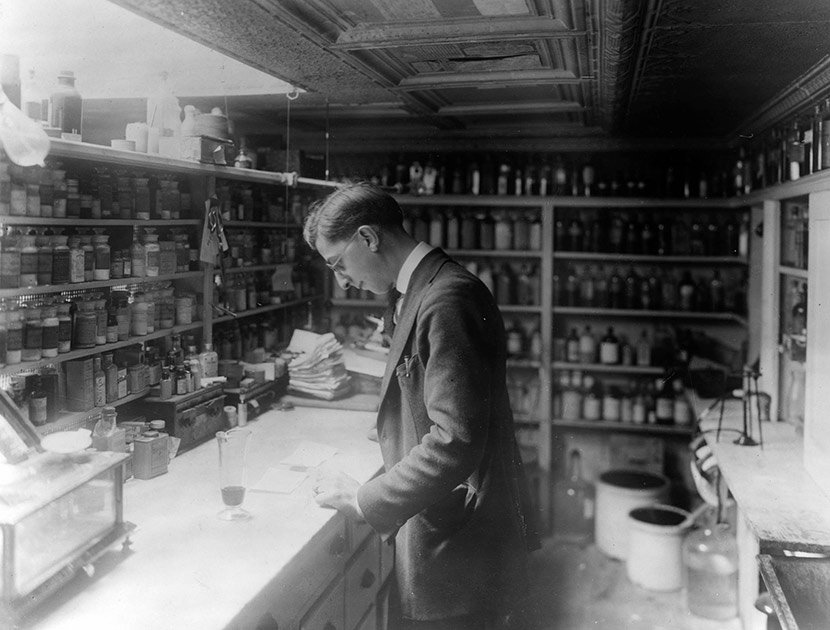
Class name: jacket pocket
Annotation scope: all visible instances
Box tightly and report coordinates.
[421,482,478,534]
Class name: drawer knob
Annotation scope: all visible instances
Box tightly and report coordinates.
[360,568,376,589]
[329,535,346,557]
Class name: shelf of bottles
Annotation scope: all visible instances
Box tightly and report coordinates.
[0,145,215,433]
[777,196,808,429]
[211,177,324,328]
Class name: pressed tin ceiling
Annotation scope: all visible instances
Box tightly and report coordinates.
[111,0,830,152]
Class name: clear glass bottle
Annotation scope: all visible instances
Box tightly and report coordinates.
[131,228,146,277]
[552,449,595,543]
[68,235,85,283]
[28,375,49,426]
[683,509,739,620]
[103,353,118,404]
[19,229,38,287]
[93,356,107,408]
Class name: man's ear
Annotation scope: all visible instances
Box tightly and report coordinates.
[357,225,381,252]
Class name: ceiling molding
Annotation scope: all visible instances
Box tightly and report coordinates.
[437,101,585,115]
[730,54,830,141]
[395,69,584,90]
[331,15,581,50]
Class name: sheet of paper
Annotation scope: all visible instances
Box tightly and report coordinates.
[250,468,308,494]
[280,440,338,468]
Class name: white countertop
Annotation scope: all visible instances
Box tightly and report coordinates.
[699,399,830,553]
[21,406,381,630]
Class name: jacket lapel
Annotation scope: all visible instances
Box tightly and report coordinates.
[378,248,450,406]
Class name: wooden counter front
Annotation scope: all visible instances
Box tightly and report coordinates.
[22,406,383,630]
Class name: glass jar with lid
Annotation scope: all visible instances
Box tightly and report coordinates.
[51,233,70,284]
[79,231,94,281]
[68,235,85,283]
[5,303,22,365]
[159,234,177,276]
[130,292,148,337]
[19,230,38,287]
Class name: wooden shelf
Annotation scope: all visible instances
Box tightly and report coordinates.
[554,251,748,265]
[507,358,542,369]
[212,295,324,324]
[552,361,664,375]
[0,217,200,227]
[553,306,748,326]
[222,264,280,275]
[552,418,694,437]
[446,248,542,258]
[37,388,151,436]
[223,221,303,229]
[0,321,203,377]
[0,271,204,299]
[394,193,741,209]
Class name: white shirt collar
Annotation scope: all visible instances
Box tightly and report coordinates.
[395,241,433,295]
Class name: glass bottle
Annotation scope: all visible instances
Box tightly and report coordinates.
[103,353,118,404]
[49,70,83,136]
[578,325,596,364]
[73,299,97,349]
[93,356,107,408]
[683,509,739,620]
[19,230,38,287]
[41,303,59,358]
[51,233,71,284]
[68,235,85,283]
[599,327,619,365]
[57,301,72,353]
[5,303,22,365]
[21,304,43,362]
[28,375,49,426]
[552,449,595,544]
[0,228,20,288]
[143,228,160,277]
[131,228,146,277]
[92,229,111,280]
[36,229,53,285]
[80,231,94,281]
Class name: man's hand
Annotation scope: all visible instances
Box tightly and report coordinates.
[312,470,364,521]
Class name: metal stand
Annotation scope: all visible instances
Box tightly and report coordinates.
[733,364,763,448]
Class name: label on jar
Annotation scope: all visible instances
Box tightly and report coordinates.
[42,322,59,354]
[599,341,619,364]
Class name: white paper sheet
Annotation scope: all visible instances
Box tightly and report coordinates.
[250,468,308,494]
[280,440,338,469]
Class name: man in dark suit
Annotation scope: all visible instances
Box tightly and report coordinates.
[304,182,540,630]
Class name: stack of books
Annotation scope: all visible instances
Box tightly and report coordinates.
[283,330,351,400]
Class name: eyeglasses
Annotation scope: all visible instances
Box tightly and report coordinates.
[325,230,360,274]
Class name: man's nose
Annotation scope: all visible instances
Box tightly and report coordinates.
[335,273,351,290]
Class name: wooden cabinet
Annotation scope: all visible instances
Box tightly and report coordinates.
[230,513,392,630]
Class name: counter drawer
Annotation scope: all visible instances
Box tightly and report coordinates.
[344,536,381,630]
[301,575,345,630]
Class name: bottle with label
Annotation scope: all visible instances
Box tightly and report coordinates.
[654,376,675,425]
[599,327,619,365]
[552,449,595,544]
[103,352,118,404]
[20,230,38,287]
[566,328,580,363]
[21,304,42,362]
[41,303,59,358]
[143,228,160,276]
[581,374,602,421]
[578,325,596,364]
[93,356,106,408]
[28,375,49,426]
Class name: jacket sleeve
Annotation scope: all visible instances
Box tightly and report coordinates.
[357,273,501,534]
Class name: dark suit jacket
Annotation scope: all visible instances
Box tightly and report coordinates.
[357,248,539,621]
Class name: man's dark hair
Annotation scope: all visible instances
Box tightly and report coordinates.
[303,181,404,250]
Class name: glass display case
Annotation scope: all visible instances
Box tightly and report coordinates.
[0,389,131,624]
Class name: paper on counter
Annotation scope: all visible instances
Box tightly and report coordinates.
[280,440,338,469]
[250,468,308,494]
